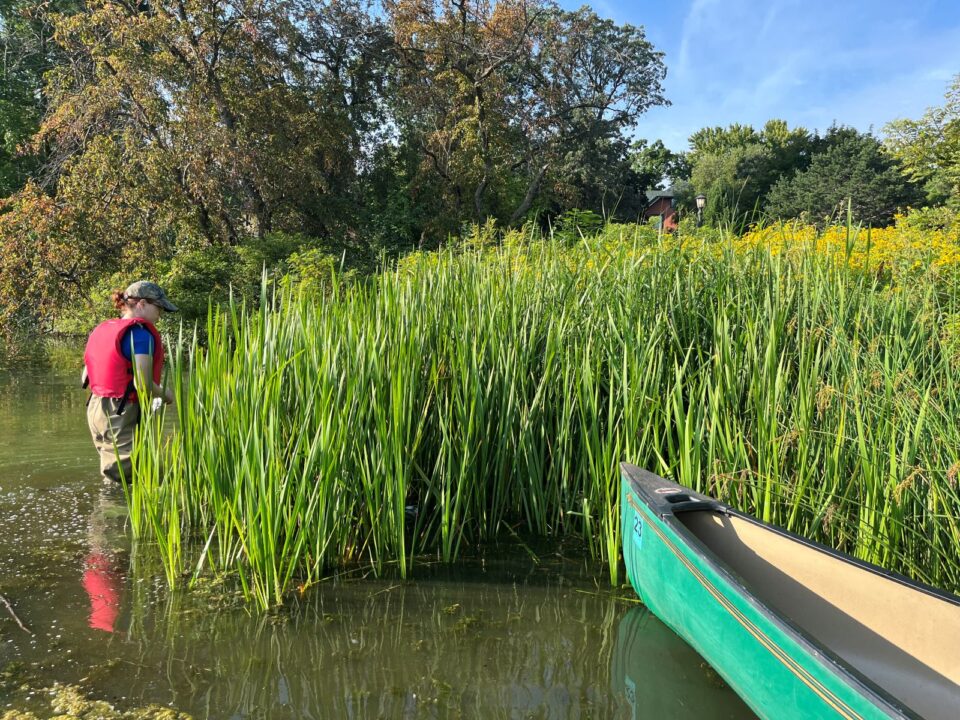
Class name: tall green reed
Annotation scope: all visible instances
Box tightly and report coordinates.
[130,226,960,608]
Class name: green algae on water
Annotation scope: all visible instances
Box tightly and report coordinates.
[1,683,192,720]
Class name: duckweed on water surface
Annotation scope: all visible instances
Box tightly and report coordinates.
[1,683,190,720]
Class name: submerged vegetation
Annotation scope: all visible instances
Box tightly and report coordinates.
[129,220,960,609]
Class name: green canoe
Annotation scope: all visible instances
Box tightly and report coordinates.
[620,463,960,720]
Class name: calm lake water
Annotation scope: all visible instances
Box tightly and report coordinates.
[0,357,754,719]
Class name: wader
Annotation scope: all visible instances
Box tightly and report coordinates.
[86,394,141,483]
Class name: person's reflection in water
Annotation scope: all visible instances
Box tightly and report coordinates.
[82,485,129,633]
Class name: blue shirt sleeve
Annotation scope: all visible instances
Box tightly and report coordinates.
[119,326,155,360]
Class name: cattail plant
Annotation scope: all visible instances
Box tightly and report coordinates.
[130,223,960,608]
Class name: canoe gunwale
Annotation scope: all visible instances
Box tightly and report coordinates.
[621,464,960,609]
[620,463,943,720]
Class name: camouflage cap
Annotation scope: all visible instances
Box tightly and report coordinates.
[124,281,178,312]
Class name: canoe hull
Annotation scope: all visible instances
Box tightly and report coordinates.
[621,467,901,720]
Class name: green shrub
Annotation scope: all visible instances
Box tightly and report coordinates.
[552,209,605,244]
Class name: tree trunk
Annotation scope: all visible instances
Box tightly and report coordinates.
[509,164,548,225]
[473,86,493,222]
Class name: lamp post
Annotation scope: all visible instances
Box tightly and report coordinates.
[695,194,706,227]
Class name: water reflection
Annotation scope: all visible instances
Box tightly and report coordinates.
[119,561,631,719]
[81,487,128,633]
[612,607,754,719]
[2,478,760,719]
[53,555,756,719]
[2,361,757,719]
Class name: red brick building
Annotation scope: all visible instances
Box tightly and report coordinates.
[642,190,677,232]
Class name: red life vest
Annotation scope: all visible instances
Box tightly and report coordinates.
[84,317,165,401]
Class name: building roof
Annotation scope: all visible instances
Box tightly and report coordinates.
[644,188,676,204]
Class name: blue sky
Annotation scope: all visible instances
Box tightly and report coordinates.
[557,0,960,151]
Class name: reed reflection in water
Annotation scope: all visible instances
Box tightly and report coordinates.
[119,556,628,719]
[82,547,752,719]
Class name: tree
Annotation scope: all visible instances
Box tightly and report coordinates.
[0,0,77,196]
[759,119,816,179]
[385,0,668,239]
[683,120,815,228]
[0,181,95,330]
[294,0,397,238]
[629,139,689,192]
[0,0,388,330]
[1,0,670,331]
[52,0,353,242]
[690,144,774,227]
[766,127,923,226]
[687,123,759,167]
[20,0,392,250]
[386,0,531,237]
[528,5,668,220]
[884,74,960,208]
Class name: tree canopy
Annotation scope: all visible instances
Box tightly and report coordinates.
[0,0,669,331]
[765,127,923,227]
[2,0,952,335]
[386,0,667,235]
[678,120,924,229]
[0,0,75,195]
[884,74,960,209]
[684,120,816,228]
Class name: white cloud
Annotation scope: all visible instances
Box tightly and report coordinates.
[677,0,723,79]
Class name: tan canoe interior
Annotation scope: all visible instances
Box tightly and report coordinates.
[677,510,960,720]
